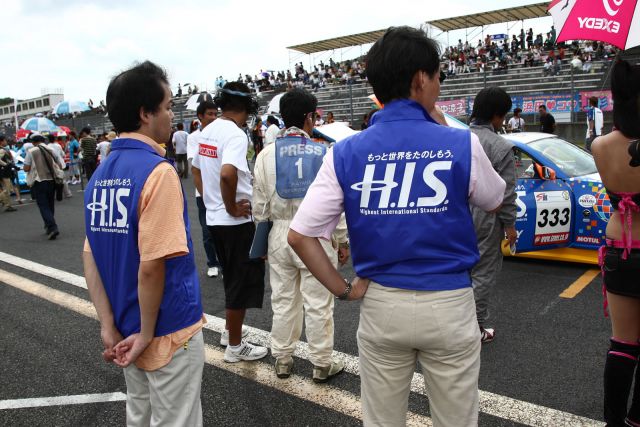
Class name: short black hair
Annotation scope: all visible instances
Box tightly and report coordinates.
[0,134,5,142]
[47,134,55,143]
[266,115,279,126]
[539,105,547,111]
[589,96,599,107]
[612,59,640,138]
[176,123,184,130]
[280,88,318,129]
[214,82,257,114]
[470,87,512,123]
[513,107,522,115]
[366,26,440,104]
[196,100,217,117]
[80,127,91,136]
[106,60,170,133]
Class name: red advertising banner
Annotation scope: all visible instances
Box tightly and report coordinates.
[580,90,613,112]
[436,98,466,117]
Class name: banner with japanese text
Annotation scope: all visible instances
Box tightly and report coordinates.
[579,90,613,112]
[436,98,467,117]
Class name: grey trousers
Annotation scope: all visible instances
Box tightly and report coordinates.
[471,209,504,327]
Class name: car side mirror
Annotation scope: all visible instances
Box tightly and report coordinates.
[541,166,556,180]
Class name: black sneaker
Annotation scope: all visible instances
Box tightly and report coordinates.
[47,230,60,240]
[4,206,17,212]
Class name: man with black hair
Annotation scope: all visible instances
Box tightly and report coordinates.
[23,133,65,239]
[264,115,280,146]
[83,60,204,426]
[507,108,525,133]
[539,105,556,134]
[0,135,18,212]
[586,96,604,152]
[287,26,505,425]
[79,127,98,180]
[187,100,221,278]
[173,123,189,178]
[469,87,518,343]
[253,88,349,381]
[192,82,268,363]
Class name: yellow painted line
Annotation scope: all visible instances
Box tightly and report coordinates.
[559,269,601,299]
[0,269,431,426]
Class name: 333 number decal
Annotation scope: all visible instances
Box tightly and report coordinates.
[537,208,570,228]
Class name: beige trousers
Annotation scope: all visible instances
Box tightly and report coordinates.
[123,330,204,427]
[358,283,481,427]
[269,221,338,367]
[0,178,13,207]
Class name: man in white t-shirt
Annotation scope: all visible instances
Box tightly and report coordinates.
[264,115,280,146]
[172,123,189,178]
[507,108,525,133]
[187,101,222,278]
[585,96,604,152]
[192,82,268,363]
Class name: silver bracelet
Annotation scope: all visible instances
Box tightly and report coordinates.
[337,279,353,300]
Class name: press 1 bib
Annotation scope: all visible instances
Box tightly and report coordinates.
[275,135,326,199]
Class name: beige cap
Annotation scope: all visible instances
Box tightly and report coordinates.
[106,131,117,141]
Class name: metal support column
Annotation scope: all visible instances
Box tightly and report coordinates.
[349,83,354,126]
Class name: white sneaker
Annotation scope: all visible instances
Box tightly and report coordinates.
[220,326,250,347]
[224,340,268,363]
[207,266,219,277]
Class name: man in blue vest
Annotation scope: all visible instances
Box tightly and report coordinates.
[83,61,205,426]
[288,27,506,426]
[253,88,349,381]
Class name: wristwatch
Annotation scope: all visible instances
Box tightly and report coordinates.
[337,279,353,300]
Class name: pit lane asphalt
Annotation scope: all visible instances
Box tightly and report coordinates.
[0,179,609,426]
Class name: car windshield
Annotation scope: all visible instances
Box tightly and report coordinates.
[528,137,598,177]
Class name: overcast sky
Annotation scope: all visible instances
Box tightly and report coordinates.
[2,0,553,103]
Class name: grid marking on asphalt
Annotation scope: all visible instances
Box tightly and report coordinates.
[0,251,606,426]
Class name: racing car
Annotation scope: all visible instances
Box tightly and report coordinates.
[441,111,608,264]
[504,132,608,265]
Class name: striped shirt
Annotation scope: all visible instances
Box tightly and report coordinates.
[80,136,97,160]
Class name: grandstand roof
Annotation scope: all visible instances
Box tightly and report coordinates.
[427,2,551,32]
[287,2,551,54]
[287,29,387,55]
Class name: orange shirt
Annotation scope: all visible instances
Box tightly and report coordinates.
[84,132,203,371]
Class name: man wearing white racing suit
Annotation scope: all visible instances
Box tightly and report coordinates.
[253,88,349,382]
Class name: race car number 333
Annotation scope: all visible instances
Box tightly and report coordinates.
[533,191,571,246]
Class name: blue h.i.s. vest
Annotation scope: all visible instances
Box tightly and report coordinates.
[84,138,202,337]
[332,99,479,291]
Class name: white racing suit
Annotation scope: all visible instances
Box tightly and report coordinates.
[469,123,517,327]
[253,127,347,366]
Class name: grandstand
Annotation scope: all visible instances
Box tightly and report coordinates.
[5,2,640,141]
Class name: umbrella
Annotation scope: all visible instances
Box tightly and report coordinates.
[15,129,31,140]
[185,92,214,111]
[52,100,90,115]
[548,0,640,50]
[20,115,60,134]
[267,93,284,114]
[53,125,71,136]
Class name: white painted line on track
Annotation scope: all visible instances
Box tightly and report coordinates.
[0,268,428,425]
[0,252,605,427]
[0,393,126,410]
